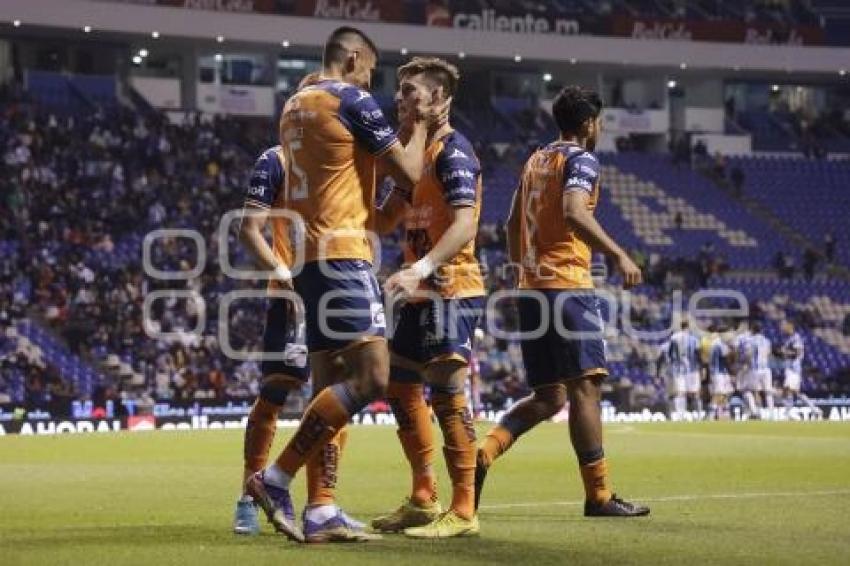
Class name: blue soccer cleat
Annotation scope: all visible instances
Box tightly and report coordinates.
[303,505,381,543]
[232,499,261,535]
[245,471,304,542]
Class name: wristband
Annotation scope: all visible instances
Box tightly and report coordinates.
[411,257,435,278]
[273,264,292,282]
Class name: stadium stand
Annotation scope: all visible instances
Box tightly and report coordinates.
[2,62,849,415]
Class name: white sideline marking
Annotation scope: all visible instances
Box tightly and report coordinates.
[480,489,850,510]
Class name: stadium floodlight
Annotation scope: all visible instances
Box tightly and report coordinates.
[151,31,160,39]
[679,62,687,70]
[570,58,577,64]
[840,69,847,76]
[83,25,92,33]
[214,53,223,62]
[139,49,149,58]
[400,47,408,55]
[771,84,780,92]
[216,35,224,43]
[543,73,553,82]
[667,79,677,89]
[458,51,466,59]
[281,40,290,48]
[132,56,142,65]
[513,54,522,63]
[13,20,21,27]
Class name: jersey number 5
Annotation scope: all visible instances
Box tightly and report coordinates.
[286,140,309,201]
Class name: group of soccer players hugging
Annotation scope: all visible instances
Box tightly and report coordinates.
[658,319,820,421]
[231,25,650,543]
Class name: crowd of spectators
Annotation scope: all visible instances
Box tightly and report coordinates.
[0,82,273,413]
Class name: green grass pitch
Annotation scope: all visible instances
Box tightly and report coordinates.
[2,421,850,565]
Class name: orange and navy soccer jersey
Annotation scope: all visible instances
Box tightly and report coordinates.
[278,79,398,263]
[243,146,309,380]
[244,145,301,291]
[514,141,608,383]
[402,130,485,299]
[517,141,602,290]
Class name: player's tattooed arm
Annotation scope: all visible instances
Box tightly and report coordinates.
[562,191,642,288]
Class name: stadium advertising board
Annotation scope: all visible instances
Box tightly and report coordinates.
[294,0,408,23]
[94,1,826,45]
[94,0,279,12]
[4,401,850,435]
[611,15,824,46]
[424,2,585,36]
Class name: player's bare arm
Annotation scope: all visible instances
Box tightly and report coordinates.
[385,205,477,300]
[562,190,642,288]
[238,203,292,283]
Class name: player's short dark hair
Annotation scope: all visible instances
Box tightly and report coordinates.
[397,57,460,98]
[323,26,378,66]
[552,86,603,136]
[750,319,763,333]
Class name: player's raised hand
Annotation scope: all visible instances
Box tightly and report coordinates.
[417,94,451,129]
[384,267,423,303]
[615,252,642,289]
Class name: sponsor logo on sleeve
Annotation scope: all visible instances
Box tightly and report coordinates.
[442,169,475,182]
[247,185,267,197]
[566,177,592,189]
[375,126,395,140]
[361,109,384,121]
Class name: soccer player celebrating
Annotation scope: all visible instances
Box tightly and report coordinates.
[370,57,484,538]
[233,72,360,538]
[233,145,360,536]
[233,73,347,535]
[244,27,441,543]
[474,86,649,517]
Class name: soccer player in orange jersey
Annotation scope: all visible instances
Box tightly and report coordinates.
[370,58,484,538]
[475,86,650,518]
[233,72,358,537]
[233,149,358,536]
[244,27,443,543]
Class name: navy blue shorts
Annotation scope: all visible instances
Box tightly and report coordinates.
[517,290,608,387]
[390,297,484,379]
[293,259,386,353]
[260,296,309,381]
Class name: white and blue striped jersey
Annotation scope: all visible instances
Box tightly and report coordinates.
[747,332,772,372]
[667,330,700,376]
[782,333,804,374]
[709,337,731,377]
[735,331,771,372]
